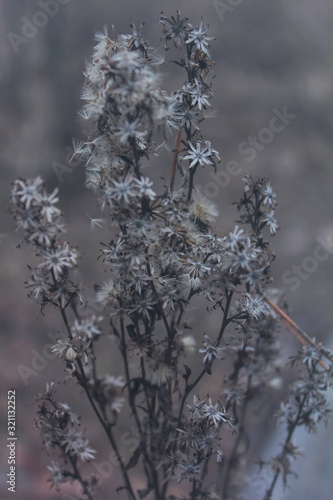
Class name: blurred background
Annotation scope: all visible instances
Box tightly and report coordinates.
[1,0,333,499]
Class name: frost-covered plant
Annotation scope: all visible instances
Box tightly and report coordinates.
[10,13,333,500]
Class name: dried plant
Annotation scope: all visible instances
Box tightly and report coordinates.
[9,13,333,500]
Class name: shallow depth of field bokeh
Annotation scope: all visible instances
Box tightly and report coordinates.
[1,1,333,499]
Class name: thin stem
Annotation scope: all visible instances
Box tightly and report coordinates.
[119,318,143,434]
[187,167,195,202]
[59,305,137,500]
[265,298,329,369]
[119,319,161,499]
[199,454,211,487]
[90,342,97,382]
[170,128,183,192]
[140,356,152,416]
[60,306,73,340]
[130,137,141,180]
[177,291,233,428]
[263,393,307,500]
[177,367,206,429]
[215,291,233,346]
[146,261,172,340]
[190,478,197,499]
[78,349,136,499]
[222,375,252,498]
[139,356,162,500]
[68,455,94,500]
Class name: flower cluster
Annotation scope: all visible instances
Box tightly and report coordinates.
[10,13,333,500]
[35,383,97,496]
[175,394,233,483]
[236,176,279,236]
[259,344,333,498]
[51,333,91,364]
[10,177,79,309]
[77,26,170,191]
